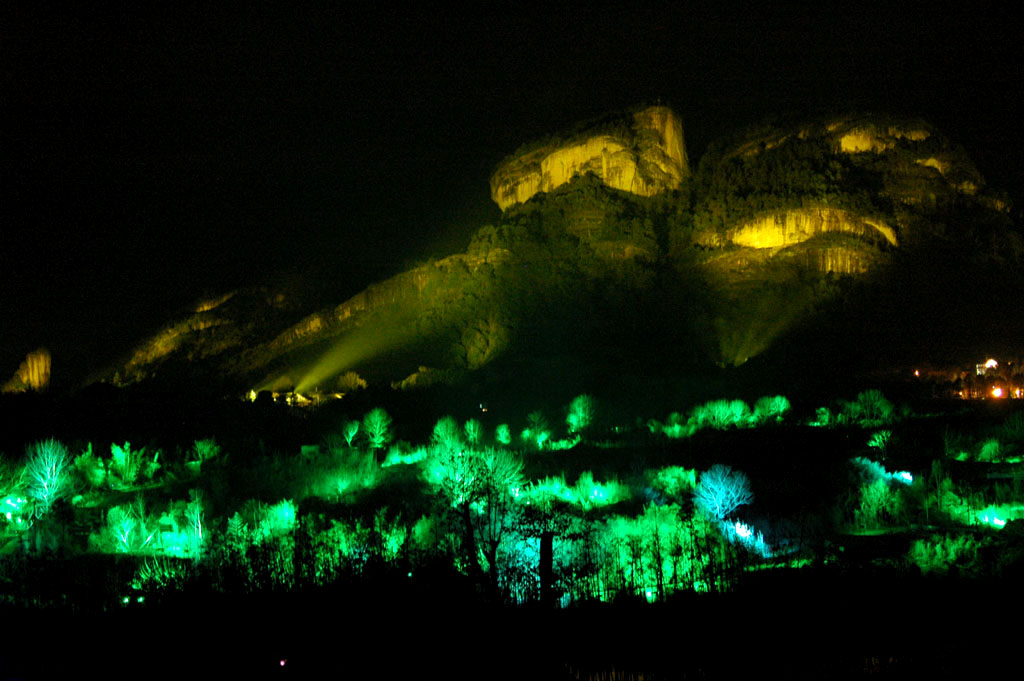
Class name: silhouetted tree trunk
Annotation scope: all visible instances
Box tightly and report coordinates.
[539,530,554,608]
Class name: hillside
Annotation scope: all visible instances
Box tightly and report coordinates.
[91,107,1021,396]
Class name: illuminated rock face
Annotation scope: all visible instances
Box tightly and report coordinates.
[490,106,688,210]
[257,248,511,359]
[838,125,930,153]
[729,208,898,251]
[103,109,1014,387]
[3,348,51,393]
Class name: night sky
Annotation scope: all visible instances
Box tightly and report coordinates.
[4,4,1022,387]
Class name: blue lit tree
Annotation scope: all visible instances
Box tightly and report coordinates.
[693,464,753,520]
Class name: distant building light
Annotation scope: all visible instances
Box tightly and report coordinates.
[992,387,1004,398]
[914,369,920,377]
[977,359,999,376]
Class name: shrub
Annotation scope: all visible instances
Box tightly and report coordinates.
[660,412,693,439]
[73,443,106,488]
[109,442,160,489]
[648,466,698,500]
[94,497,158,555]
[908,533,983,575]
[977,438,1002,462]
[867,430,893,452]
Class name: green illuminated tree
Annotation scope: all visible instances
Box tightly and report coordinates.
[432,415,462,452]
[343,420,360,447]
[855,478,904,530]
[495,423,512,446]
[523,411,551,449]
[424,446,524,594]
[24,439,73,518]
[362,408,393,451]
[566,394,596,435]
[464,418,483,445]
[693,464,753,520]
[752,395,791,424]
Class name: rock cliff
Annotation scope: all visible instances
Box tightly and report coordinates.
[490,105,688,210]
[2,348,51,393]
[99,107,1017,389]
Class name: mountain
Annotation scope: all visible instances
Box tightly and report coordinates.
[92,105,1020,396]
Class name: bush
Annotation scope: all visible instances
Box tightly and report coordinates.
[73,443,106,488]
[647,466,697,500]
[908,533,983,575]
[109,442,160,489]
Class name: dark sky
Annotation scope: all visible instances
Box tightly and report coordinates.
[3,4,1022,386]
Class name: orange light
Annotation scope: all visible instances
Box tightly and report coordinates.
[986,358,999,369]
[992,387,1004,398]
[914,369,920,377]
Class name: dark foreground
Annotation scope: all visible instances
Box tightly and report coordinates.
[1,569,1017,681]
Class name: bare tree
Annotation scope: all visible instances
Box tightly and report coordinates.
[693,464,753,520]
[25,439,73,518]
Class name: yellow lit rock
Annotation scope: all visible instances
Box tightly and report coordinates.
[729,208,898,250]
[838,124,930,153]
[2,348,51,393]
[916,157,950,175]
[195,292,235,313]
[490,106,688,210]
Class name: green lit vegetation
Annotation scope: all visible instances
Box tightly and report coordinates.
[650,394,791,438]
[1,389,1023,615]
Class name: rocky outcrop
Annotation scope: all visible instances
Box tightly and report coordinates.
[99,107,1018,388]
[837,123,930,153]
[3,348,51,393]
[251,248,511,364]
[727,208,898,250]
[490,105,688,210]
